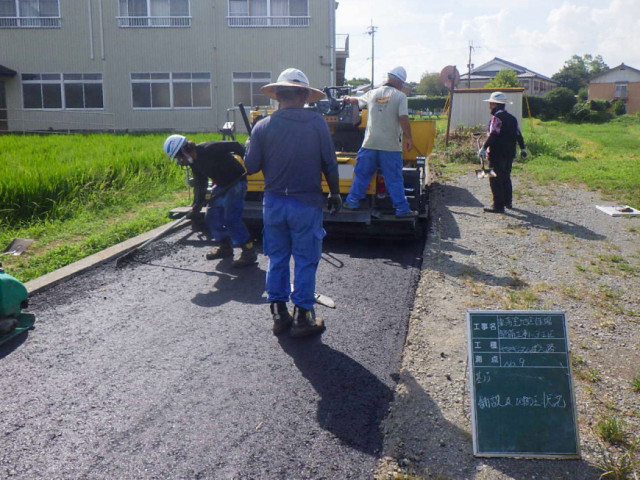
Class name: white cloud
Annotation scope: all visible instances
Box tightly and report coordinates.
[336,0,640,83]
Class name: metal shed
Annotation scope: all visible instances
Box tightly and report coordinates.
[449,88,524,131]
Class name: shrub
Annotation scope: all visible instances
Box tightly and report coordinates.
[612,99,626,116]
[526,136,557,157]
[408,96,447,113]
[544,87,577,118]
[590,99,611,112]
[577,86,588,101]
[568,101,614,123]
[523,96,551,119]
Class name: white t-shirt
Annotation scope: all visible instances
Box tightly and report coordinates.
[357,85,408,152]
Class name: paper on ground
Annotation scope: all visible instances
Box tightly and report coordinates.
[596,205,640,217]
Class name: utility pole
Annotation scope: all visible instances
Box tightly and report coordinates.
[467,41,479,88]
[367,21,377,89]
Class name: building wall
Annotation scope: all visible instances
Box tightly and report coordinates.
[0,0,336,132]
[589,82,640,114]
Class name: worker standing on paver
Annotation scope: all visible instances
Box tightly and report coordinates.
[341,66,417,217]
[478,92,528,213]
[244,68,342,338]
[162,135,257,267]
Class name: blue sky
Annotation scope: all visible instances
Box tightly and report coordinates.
[335,0,640,84]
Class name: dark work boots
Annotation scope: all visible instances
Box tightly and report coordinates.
[290,306,325,338]
[206,239,233,260]
[232,242,258,268]
[271,302,293,335]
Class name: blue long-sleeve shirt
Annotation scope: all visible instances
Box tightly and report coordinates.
[244,107,338,208]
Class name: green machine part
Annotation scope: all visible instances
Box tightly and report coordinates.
[0,269,29,318]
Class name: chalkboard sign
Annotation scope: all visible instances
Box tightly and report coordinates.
[467,310,580,458]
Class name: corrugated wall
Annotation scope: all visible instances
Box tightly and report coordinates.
[450,88,524,132]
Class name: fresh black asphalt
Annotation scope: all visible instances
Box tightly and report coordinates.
[0,224,424,479]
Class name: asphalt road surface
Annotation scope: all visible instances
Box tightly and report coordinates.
[1,225,424,480]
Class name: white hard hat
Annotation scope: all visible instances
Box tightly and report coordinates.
[388,66,407,84]
[261,68,326,103]
[163,134,187,160]
[483,91,512,104]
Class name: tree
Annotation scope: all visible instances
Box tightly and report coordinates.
[344,77,370,88]
[416,72,448,96]
[484,69,521,88]
[543,87,577,118]
[551,54,609,93]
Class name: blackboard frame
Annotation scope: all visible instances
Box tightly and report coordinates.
[467,310,581,459]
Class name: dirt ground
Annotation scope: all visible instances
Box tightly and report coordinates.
[375,166,640,480]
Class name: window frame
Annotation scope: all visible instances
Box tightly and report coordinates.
[614,82,628,99]
[130,72,212,110]
[117,0,192,28]
[232,71,272,107]
[227,0,309,27]
[0,0,61,28]
[21,73,104,110]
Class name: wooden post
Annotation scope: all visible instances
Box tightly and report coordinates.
[445,82,455,147]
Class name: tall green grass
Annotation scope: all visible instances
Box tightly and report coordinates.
[0,132,227,281]
[0,133,191,226]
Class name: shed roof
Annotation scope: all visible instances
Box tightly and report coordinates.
[0,64,17,77]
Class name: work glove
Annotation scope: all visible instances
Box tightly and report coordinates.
[327,194,342,215]
[520,149,528,160]
[478,147,487,159]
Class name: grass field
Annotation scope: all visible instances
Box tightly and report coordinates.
[522,115,640,207]
[436,113,640,208]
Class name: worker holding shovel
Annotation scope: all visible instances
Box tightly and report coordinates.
[162,135,257,267]
[478,91,528,213]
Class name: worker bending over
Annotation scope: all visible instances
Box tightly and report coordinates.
[342,66,417,217]
[245,68,341,338]
[162,135,257,267]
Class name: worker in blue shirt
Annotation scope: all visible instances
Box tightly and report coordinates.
[244,68,341,338]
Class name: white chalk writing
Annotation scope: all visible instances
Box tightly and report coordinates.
[477,392,567,410]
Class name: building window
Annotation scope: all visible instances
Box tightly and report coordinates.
[228,0,309,27]
[118,0,191,27]
[0,0,60,28]
[22,73,104,109]
[615,83,628,99]
[232,72,271,106]
[131,72,211,109]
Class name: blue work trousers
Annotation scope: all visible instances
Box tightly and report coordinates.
[205,179,250,246]
[345,148,411,215]
[262,194,325,310]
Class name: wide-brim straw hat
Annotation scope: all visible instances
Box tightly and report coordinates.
[483,91,513,104]
[261,68,326,103]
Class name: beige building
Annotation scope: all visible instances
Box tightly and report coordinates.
[588,63,640,114]
[0,0,348,133]
[459,57,558,96]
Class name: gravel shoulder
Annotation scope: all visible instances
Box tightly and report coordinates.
[376,168,640,479]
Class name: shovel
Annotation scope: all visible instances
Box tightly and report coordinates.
[473,133,496,179]
[1,238,34,257]
[476,156,497,179]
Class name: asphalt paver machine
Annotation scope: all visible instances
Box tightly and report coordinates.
[240,86,436,238]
